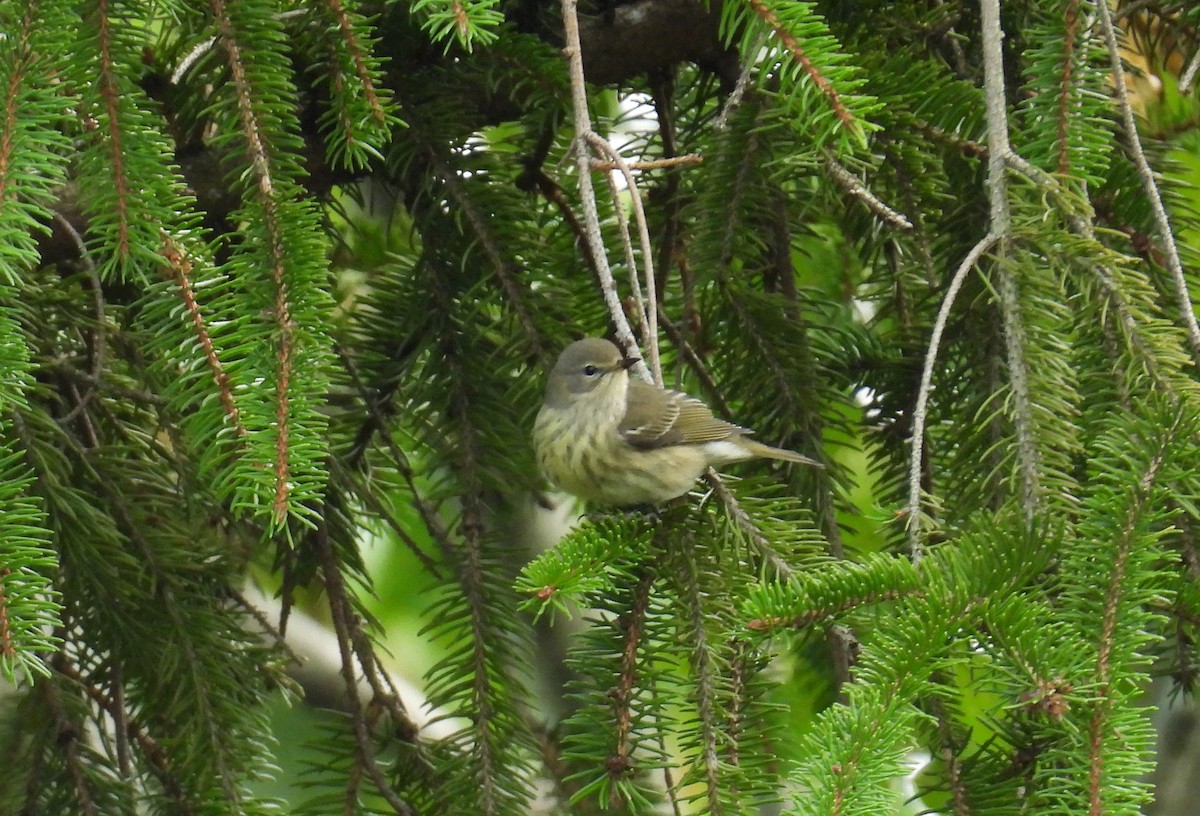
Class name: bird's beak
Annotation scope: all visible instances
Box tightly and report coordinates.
[620,356,640,371]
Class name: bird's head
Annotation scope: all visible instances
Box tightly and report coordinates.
[543,338,639,411]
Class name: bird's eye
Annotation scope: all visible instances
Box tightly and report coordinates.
[582,364,600,377]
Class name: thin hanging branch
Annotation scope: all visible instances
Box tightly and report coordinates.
[907,233,1000,561]
[1055,0,1082,174]
[586,132,662,382]
[316,524,415,816]
[603,170,651,355]
[560,0,649,381]
[210,0,297,522]
[1180,44,1200,96]
[160,237,247,438]
[1096,0,1200,364]
[980,0,1039,518]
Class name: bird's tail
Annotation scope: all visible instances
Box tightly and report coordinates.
[739,439,824,468]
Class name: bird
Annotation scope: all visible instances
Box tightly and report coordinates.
[532,337,821,506]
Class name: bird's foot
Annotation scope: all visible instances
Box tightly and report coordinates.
[586,497,689,527]
[585,504,663,526]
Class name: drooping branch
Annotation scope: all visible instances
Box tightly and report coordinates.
[1096,0,1200,365]
[560,0,650,380]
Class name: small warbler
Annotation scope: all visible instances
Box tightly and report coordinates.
[533,338,821,506]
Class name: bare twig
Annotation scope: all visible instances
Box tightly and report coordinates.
[716,32,767,131]
[906,233,1000,561]
[1096,0,1200,363]
[51,212,103,424]
[560,0,648,382]
[1181,46,1200,96]
[603,170,651,353]
[590,154,702,171]
[981,0,1040,518]
[586,133,661,383]
[824,153,913,231]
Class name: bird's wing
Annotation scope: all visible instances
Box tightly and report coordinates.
[619,380,743,449]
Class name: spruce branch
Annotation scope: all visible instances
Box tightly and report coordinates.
[210,0,299,522]
[316,0,391,156]
[424,278,535,814]
[1085,427,1171,815]
[704,473,794,578]
[331,459,443,578]
[55,658,190,807]
[160,237,246,438]
[746,586,918,632]
[608,568,654,801]
[312,0,391,166]
[744,0,856,132]
[317,524,416,816]
[92,0,132,264]
[82,461,243,803]
[422,145,546,360]
[50,212,103,424]
[715,31,767,132]
[929,691,970,816]
[1056,0,1082,174]
[658,312,732,416]
[1096,0,1200,364]
[335,345,457,562]
[40,666,100,816]
[677,544,723,814]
